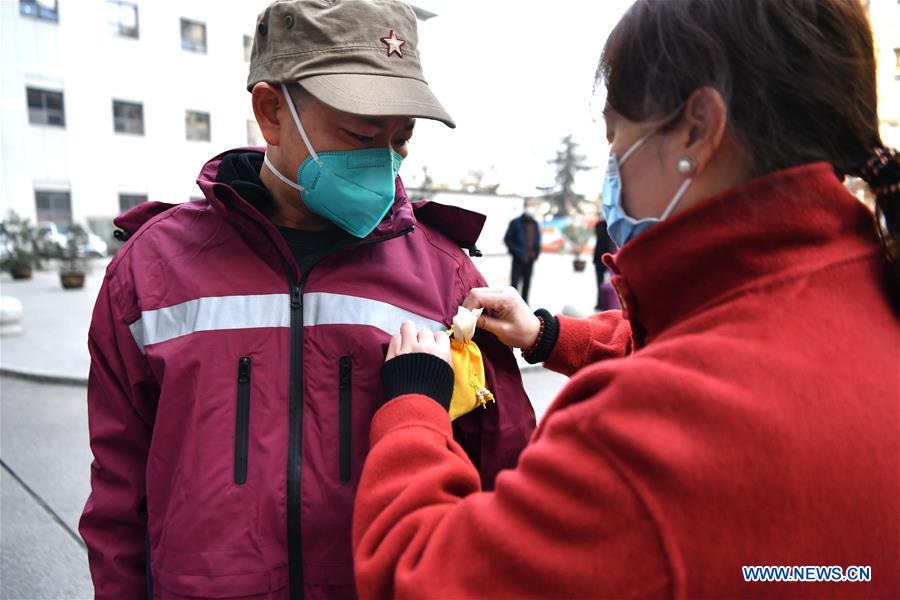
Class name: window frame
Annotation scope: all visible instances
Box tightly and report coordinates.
[35,189,72,225]
[243,34,253,62]
[180,18,208,54]
[112,99,145,135]
[106,0,139,38]
[26,87,66,127]
[19,0,59,23]
[118,193,147,213]
[185,110,211,142]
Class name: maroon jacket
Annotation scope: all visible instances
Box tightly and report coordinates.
[353,163,900,598]
[79,148,535,599]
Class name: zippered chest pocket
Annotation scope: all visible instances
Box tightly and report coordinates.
[339,356,352,483]
[234,356,252,485]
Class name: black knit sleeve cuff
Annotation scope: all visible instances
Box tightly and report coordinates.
[381,353,455,411]
[523,308,560,364]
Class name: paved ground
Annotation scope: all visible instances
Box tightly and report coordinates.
[1,376,94,600]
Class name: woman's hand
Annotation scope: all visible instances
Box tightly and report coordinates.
[462,286,541,350]
[386,321,452,367]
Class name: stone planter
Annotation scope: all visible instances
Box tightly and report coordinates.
[60,272,86,289]
[10,264,33,280]
[572,258,587,272]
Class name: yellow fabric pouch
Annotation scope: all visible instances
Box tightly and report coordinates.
[447,307,495,421]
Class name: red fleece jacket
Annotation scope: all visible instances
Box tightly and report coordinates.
[352,164,900,599]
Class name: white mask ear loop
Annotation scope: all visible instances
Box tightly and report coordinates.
[618,134,649,166]
[660,177,693,219]
[263,154,304,192]
[280,83,321,165]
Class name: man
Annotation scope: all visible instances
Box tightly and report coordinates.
[593,216,617,310]
[503,201,542,303]
[78,2,535,598]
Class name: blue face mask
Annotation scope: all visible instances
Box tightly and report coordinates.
[601,133,693,247]
[263,83,403,238]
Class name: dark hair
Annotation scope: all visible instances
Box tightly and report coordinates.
[598,0,900,293]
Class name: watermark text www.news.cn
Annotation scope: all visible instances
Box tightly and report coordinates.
[742,565,872,583]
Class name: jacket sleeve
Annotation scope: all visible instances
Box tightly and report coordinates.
[79,271,157,600]
[352,394,670,599]
[543,312,633,377]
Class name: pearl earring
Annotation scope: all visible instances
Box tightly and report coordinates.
[677,157,696,175]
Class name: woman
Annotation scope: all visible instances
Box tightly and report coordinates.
[354,0,900,597]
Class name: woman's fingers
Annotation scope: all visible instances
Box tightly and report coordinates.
[477,312,505,337]
[462,287,507,311]
[386,332,401,360]
[399,321,418,354]
[434,330,452,366]
[385,322,454,367]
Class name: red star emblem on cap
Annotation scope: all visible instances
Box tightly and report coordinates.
[380,30,405,58]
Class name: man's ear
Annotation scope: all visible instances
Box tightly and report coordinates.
[683,86,728,174]
[251,83,282,146]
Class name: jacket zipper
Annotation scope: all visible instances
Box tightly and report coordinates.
[234,356,252,485]
[288,280,306,600]
[243,216,413,600]
[338,356,352,482]
[286,226,413,599]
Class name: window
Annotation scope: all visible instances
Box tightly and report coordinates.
[186,110,211,141]
[181,18,207,53]
[35,190,72,225]
[107,1,139,38]
[119,193,147,213]
[112,100,144,135]
[27,87,65,127]
[247,119,265,146]
[20,0,58,22]
[243,35,253,62]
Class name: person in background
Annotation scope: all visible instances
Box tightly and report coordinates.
[78,1,535,598]
[351,0,900,597]
[593,215,617,310]
[503,201,542,303]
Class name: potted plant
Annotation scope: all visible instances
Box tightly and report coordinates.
[562,223,590,272]
[59,224,90,289]
[0,212,38,280]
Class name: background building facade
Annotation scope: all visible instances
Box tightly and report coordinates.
[1,0,270,236]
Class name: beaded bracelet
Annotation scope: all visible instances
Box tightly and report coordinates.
[522,312,546,359]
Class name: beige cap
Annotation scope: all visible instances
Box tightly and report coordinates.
[247,0,455,128]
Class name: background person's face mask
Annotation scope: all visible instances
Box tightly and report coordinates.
[263,84,403,238]
[602,131,693,247]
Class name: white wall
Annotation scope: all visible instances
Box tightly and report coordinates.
[0,0,270,225]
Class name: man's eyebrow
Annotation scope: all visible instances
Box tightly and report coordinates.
[359,117,416,132]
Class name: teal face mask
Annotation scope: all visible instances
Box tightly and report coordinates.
[263,83,403,238]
